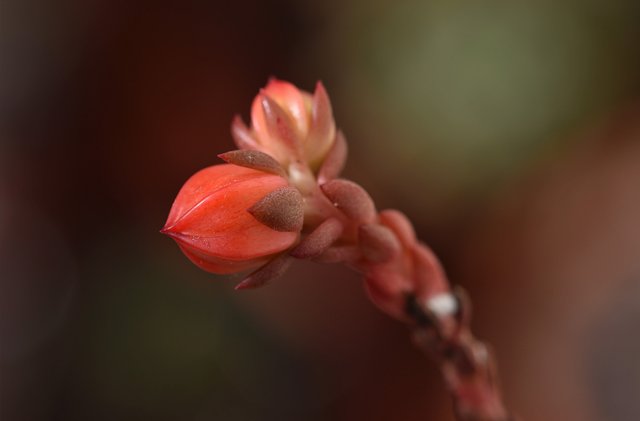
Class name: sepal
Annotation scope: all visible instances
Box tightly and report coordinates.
[290,217,344,258]
[218,150,286,177]
[321,179,376,223]
[235,254,293,290]
[248,186,304,232]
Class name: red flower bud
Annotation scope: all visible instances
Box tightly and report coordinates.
[162,164,302,274]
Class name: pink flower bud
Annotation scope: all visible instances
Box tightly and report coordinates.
[247,79,337,170]
[162,164,302,274]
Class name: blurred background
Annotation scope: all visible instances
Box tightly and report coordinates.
[1,0,640,420]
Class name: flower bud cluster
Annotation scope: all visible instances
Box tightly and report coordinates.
[163,79,449,321]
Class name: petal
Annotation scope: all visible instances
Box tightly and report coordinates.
[251,93,302,162]
[263,78,310,135]
[177,244,267,274]
[164,164,267,229]
[317,130,348,183]
[305,81,336,168]
[231,115,261,151]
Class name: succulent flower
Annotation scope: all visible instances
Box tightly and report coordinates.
[232,79,338,171]
[162,163,303,275]
[162,79,512,420]
[162,79,447,309]
[162,79,348,287]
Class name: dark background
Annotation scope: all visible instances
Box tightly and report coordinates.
[2,1,640,420]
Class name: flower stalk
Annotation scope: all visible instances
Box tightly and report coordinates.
[162,79,517,420]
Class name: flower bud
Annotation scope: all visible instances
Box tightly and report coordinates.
[248,79,337,171]
[162,164,302,274]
